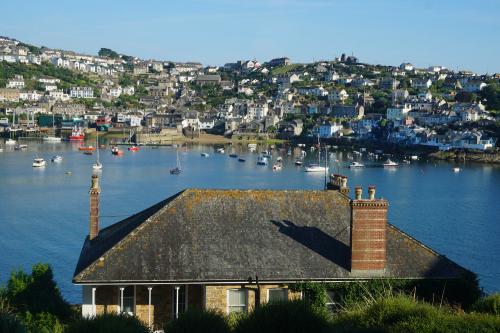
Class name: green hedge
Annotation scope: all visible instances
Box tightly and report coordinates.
[472,294,500,316]
[164,309,230,333]
[65,313,149,333]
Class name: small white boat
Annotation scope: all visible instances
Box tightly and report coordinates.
[257,156,268,166]
[92,162,103,171]
[276,156,283,163]
[453,167,460,173]
[217,148,225,154]
[33,158,46,168]
[5,139,16,145]
[411,155,419,160]
[248,143,257,149]
[51,155,63,162]
[304,164,328,172]
[201,153,210,158]
[348,161,365,168]
[0,147,3,152]
[295,159,303,166]
[272,163,282,171]
[14,144,27,150]
[383,159,399,167]
[43,136,62,142]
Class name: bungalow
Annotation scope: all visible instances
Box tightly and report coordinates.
[74,175,470,331]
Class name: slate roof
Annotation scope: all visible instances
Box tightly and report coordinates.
[73,189,468,284]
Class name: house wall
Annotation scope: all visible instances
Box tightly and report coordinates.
[205,284,302,314]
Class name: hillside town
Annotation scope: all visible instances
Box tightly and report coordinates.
[0,36,499,152]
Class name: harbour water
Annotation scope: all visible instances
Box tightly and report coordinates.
[0,142,499,303]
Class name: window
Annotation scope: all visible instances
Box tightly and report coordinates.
[268,288,288,303]
[228,289,247,313]
[122,286,135,315]
[326,290,339,312]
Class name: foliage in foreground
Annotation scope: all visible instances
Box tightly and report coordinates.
[472,293,500,315]
[233,300,331,333]
[165,308,230,333]
[0,311,27,333]
[333,295,500,333]
[65,313,149,333]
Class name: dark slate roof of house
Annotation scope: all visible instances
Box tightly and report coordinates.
[73,189,468,284]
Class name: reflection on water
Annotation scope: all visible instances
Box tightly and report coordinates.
[0,141,499,303]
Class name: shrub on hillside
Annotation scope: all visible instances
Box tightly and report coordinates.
[471,294,500,315]
[65,313,149,333]
[0,311,27,333]
[233,300,331,333]
[3,264,73,320]
[333,295,500,333]
[165,309,230,333]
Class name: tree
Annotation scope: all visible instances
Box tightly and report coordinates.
[480,83,500,111]
[98,48,119,59]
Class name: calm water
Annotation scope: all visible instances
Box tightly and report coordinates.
[0,141,499,303]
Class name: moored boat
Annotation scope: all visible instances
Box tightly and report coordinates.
[348,161,365,168]
[238,158,246,162]
[14,144,27,150]
[128,146,140,152]
[170,149,182,175]
[383,159,399,167]
[69,127,85,141]
[257,156,268,166]
[51,155,63,162]
[5,138,16,145]
[32,158,46,168]
[229,153,238,158]
[295,159,303,166]
[272,163,282,171]
[453,167,460,173]
[217,148,225,154]
[79,146,95,151]
[304,164,328,172]
[201,153,209,157]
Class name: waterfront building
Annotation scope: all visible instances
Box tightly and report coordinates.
[74,174,470,330]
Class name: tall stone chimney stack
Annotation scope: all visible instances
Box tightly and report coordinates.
[89,174,101,240]
[350,185,388,274]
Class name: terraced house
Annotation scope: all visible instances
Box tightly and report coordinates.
[73,175,469,330]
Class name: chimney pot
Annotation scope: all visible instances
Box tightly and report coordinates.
[341,176,348,188]
[354,186,362,200]
[368,185,376,200]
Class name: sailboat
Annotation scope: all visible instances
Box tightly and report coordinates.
[170,149,182,174]
[304,135,328,173]
[92,132,102,171]
[43,113,61,142]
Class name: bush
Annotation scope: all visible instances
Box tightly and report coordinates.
[65,313,149,333]
[233,300,331,333]
[472,294,500,315]
[23,311,64,333]
[3,264,73,320]
[165,308,230,333]
[0,312,27,333]
[333,295,500,333]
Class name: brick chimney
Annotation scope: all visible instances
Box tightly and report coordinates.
[89,174,101,240]
[350,185,388,274]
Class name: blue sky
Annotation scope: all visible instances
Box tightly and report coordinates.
[2,0,499,73]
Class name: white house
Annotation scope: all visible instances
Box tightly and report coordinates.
[463,81,487,93]
[328,89,349,103]
[319,122,342,138]
[386,103,412,120]
[123,86,135,96]
[6,78,25,89]
[411,79,432,90]
[70,87,94,99]
[109,86,123,98]
[247,102,269,120]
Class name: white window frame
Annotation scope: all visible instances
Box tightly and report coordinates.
[267,288,288,303]
[227,288,248,314]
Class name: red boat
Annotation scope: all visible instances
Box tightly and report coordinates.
[128,146,140,151]
[69,127,85,141]
[79,146,96,151]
